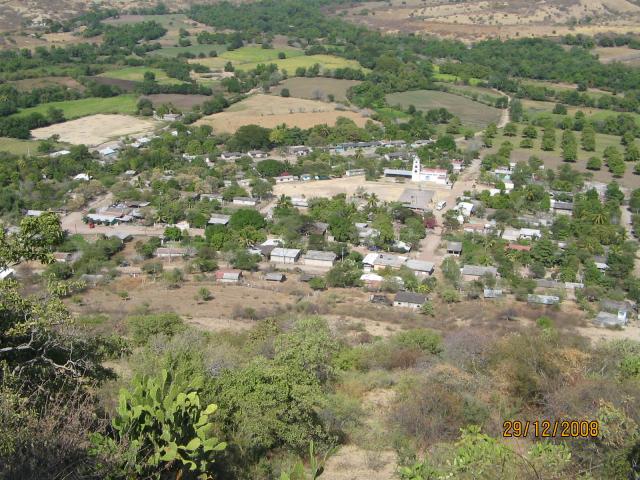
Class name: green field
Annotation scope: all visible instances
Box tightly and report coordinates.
[385,90,503,130]
[432,65,483,86]
[98,67,184,85]
[273,77,361,101]
[152,44,228,58]
[13,95,139,120]
[435,82,502,107]
[194,48,368,74]
[522,99,640,126]
[0,137,44,155]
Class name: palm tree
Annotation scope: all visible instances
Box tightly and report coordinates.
[276,194,293,210]
[366,193,379,212]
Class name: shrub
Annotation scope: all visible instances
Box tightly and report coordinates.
[309,277,327,290]
[126,313,185,345]
[392,329,442,355]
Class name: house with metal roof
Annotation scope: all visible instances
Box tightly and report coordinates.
[208,214,231,226]
[302,250,337,268]
[393,291,428,309]
[405,259,435,276]
[398,188,435,212]
[447,241,462,256]
[265,272,286,282]
[270,247,301,264]
[527,294,560,305]
[483,288,503,299]
[373,254,407,271]
[461,265,498,282]
[215,269,243,283]
[593,311,628,328]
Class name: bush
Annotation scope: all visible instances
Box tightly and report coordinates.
[309,277,327,290]
[126,313,185,345]
[280,88,290,97]
[392,329,442,355]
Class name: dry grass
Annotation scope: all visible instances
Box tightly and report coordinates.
[31,114,159,147]
[195,94,371,133]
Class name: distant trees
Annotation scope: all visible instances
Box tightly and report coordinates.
[561,130,577,162]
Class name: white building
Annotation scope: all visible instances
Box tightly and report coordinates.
[270,247,301,264]
[302,250,337,268]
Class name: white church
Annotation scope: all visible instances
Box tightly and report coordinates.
[384,156,450,185]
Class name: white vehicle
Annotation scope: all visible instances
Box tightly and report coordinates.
[436,201,447,211]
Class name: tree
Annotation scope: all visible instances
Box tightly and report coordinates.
[541,128,556,151]
[522,124,537,139]
[561,130,577,162]
[581,123,596,151]
[164,226,183,241]
[503,123,517,137]
[231,250,260,270]
[256,159,287,177]
[325,260,361,287]
[229,209,266,230]
[91,370,226,478]
[625,142,640,162]
[586,156,602,170]
[281,88,290,97]
[0,214,110,394]
[226,124,271,152]
[441,256,460,285]
[484,123,498,139]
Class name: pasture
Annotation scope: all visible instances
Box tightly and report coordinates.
[594,46,640,66]
[273,77,361,102]
[13,95,138,120]
[195,94,371,133]
[98,67,184,85]
[10,76,84,92]
[31,114,159,147]
[239,54,367,73]
[152,44,227,58]
[385,90,502,130]
[142,94,211,110]
[0,137,43,155]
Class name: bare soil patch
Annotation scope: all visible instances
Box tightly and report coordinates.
[195,94,371,133]
[31,114,159,146]
[273,77,361,102]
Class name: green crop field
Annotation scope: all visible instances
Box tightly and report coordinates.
[239,54,368,73]
[152,44,228,58]
[98,67,184,85]
[432,65,483,86]
[385,90,502,130]
[0,137,44,155]
[273,77,361,101]
[222,46,304,64]
[13,95,139,120]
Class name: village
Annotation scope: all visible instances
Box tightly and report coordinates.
[4,120,636,336]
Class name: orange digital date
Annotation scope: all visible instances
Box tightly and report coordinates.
[503,420,599,438]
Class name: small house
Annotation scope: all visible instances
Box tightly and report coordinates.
[290,146,312,157]
[73,173,91,181]
[265,272,286,282]
[220,152,243,161]
[303,250,337,269]
[527,294,560,305]
[49,150,70,158]
[248,150,268,159]
[373,254,407,271]
[405,259,435,276]
[393,291,427,309]
[233,197,258,207]
[275,174,298,183]
[484,288,503,299]
[370,294,392,306]
[461,265,498,282]
[208,214,231,226]
[447,241,462,256]
[507,244,532,252]
[270,247,301,264]
[53,252,73,263]
[155,247,195,259]
[361,272,384,289]
[551,200,574,215]
[215,269,243,284]
[593,311,628,328]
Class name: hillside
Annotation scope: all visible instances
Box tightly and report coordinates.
[332,0,640,41]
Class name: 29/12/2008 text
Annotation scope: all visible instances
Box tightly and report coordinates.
[503,420,599,438]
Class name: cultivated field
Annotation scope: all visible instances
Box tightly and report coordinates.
[332,0,640,41]
[195,94,372,133]
[9,76,85,91]
[385,90,503,130]
[194,50,367,74]
[98,67,184,85]
[31,114,159,146]
[273,77,361,102]
[13,95,139,119]
[523,99,640,125]
[142,94,211,110]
